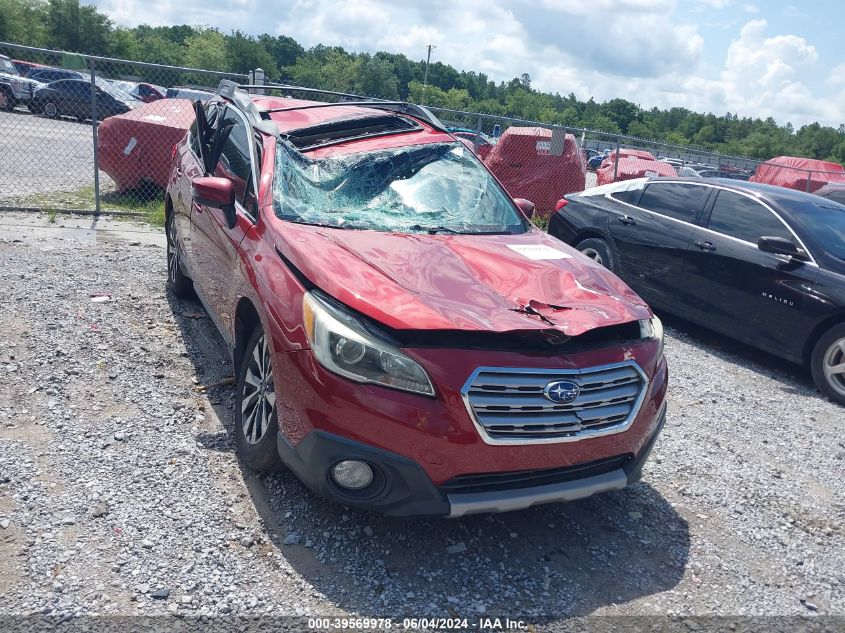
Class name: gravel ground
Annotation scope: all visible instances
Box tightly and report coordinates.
[0,212,843,624]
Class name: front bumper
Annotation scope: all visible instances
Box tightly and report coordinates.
[277,401,666,517]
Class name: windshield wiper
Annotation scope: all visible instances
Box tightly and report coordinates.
[409,224,463,234]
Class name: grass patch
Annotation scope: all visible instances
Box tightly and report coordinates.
[13,183,166,228]
[531,213,550,231]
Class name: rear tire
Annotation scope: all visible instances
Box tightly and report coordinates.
[165,213,194,298]
[810,324,845,406]
[235,326,284,472]
[42,100,59,118]
[575,237,616,273]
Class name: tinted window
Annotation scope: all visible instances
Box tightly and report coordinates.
[611,188,642,204]
[776,198,845,261]
[216,108,256,214]
[638,182,709,222]
[707,191,792,244]
[818,188,845,205]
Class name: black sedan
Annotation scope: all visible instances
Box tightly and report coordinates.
[30,79,138,121]
[549,177,845,405]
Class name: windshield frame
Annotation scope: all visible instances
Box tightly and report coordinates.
[272,140,531,235]
[0,57,20,77]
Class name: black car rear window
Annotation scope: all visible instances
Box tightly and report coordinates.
[638,182,709,222]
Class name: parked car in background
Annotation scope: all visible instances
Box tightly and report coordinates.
[584,148,601,163]
[587,152,607,171]
[165,86,214,100]
[98,98,195,190]
[484,126,587,216]
[677,166,702,177]
[549,177,845,404]
[0,53,44,111]
[163,82,668,516]
[114,80,165,103]
[750,156,845,192]
[30,78,139,121]
[25,67,86,83]
[12,59,48,75]
[447,127,495,159]
[595,149,676,185]
[815,184,845,205]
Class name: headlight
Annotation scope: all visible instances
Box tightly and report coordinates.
[639,316,664,357]
[302,291,435,397]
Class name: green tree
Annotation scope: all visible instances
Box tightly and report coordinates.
[183,28,228,82]
[226,31,278,78]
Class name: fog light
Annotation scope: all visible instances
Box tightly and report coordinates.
[331,460,374,490]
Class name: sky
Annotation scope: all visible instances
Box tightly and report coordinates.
[91,0,845,128]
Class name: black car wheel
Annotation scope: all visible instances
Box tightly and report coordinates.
[811,324,845,406]
[0,86,16,112]
[165,213,194,298]
[235,326,284,472]
[42,100,59,118]
[575,237,616,272]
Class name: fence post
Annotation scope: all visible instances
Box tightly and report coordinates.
[612,137,620,182]
[806,170,811,193]
[254,68,265,95]
[474,114,483,154]
[89,59,101,215]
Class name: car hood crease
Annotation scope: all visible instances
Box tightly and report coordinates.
[275,223,652,336]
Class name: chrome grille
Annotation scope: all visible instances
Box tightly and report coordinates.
[461,362,647,444]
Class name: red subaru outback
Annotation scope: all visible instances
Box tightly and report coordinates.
[165,82,668,517]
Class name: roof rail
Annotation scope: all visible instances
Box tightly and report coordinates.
[232,82,449,133]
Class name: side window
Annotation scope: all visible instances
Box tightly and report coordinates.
[216,107,256,216]
[610,188,643,205]
[638,182,709,223]
[706,191,792,244]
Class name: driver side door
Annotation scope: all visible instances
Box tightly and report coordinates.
[189,104,259,340]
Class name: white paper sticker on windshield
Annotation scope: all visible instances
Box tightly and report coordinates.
[507,244,571,260]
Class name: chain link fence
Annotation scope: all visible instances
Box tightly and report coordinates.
[2,40,844,224]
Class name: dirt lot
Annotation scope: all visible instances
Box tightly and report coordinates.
[0,212,842,624]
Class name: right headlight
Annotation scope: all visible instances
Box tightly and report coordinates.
[302,291,435,397]
[639,316,664,358]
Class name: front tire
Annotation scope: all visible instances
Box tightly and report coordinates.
[165,213,194,298]
[0,87,16,112]
[235,327,284,472]
[575,237,617,273]
[810,324,845,406]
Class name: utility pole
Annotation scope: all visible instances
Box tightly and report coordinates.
[422,44,436,105]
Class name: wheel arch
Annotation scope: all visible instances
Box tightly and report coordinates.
[233,297,262,374]
[572,228,611,246]
[803,312,845,365]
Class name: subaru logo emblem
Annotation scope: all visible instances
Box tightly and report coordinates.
[544,380,581,404]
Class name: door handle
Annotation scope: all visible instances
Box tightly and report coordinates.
[617,215,636,226]
[694,240,716,252]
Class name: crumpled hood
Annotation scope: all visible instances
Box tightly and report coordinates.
[276,224,652,336]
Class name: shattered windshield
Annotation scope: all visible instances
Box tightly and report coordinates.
[273,141,528,234]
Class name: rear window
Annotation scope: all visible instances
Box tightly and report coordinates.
[818,188,845,205]
[610,188,642,205]
[638,182,709,222]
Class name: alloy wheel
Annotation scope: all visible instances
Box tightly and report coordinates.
[44,102,57,118]
[166,218,178,285]
[822,336,845,398]
[581,247,604,266]
[241,334,275,445]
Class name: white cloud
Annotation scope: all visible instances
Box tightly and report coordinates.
[743,3,759,12]
[91,0,841,127]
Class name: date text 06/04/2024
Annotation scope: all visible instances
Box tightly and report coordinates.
[307,617,529,630]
